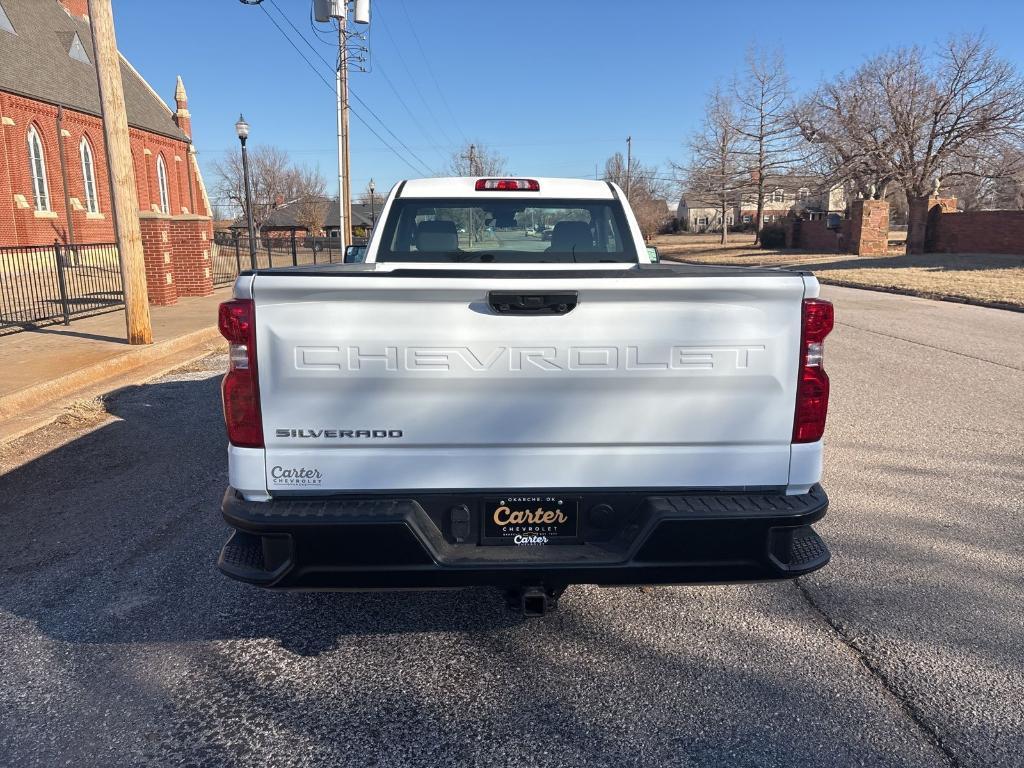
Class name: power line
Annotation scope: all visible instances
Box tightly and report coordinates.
[372,58,450,168]
[259,4,334,90]
[373,1,457,151]
[268,0,337,69]
[397,0,469,145]
[256,3,431,177]
[265,0,436,176]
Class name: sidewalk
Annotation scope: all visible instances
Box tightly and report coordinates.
[0,288,230,438]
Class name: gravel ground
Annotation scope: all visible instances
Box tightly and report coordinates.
[0,285,1021,767]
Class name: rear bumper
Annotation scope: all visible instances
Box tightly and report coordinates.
[218,485,830,589]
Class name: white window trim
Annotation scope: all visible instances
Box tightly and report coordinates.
[156,154,170,215]
[0,1,14,34]
[27,125,50,212]
[80,137,98,214]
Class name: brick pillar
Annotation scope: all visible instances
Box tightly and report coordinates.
[138,215,177,305]
[847,199,890,256]
[783,216,800,248]
[907,195,957,254]
[169,215,214,297]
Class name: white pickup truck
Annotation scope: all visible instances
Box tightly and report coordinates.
[216,177,833,614]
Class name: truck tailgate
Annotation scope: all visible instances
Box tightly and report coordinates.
[252,272,806,492]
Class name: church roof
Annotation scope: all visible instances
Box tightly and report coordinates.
[0,0,188,142]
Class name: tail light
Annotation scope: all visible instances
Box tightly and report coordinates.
[793,298,834,443]
[475,178,540,191]
[218,299,263,448]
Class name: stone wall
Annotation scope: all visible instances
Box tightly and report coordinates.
[927,210,1024,255]
[786,218,845,253]
[785,199,887,256]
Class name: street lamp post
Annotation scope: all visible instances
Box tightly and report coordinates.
[235,114,257,269]
[368,178,376,229]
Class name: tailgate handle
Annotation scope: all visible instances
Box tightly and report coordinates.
[488,291,578,315]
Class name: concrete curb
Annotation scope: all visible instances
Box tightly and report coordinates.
[0,325,222,422]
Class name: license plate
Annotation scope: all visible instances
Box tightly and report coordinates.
[482,495,580,546]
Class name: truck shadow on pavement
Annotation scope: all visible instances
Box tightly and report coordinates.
[0,370,544,654]
[0,357,769,653]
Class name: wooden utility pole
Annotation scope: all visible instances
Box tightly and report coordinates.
[340,15,353,248]
[88,0,152,344]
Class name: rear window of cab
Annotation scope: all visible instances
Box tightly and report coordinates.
[376,198,638,264]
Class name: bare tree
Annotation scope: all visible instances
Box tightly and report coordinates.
[795,35,1024,249]
[991,144,1024,209]
[602,152,672,239]
[603,151,656,201]
[733,46,801,243]
[294,168,329,236]
[211,145,327,230]
[448,142,507,176]
[942,139,1024,209]
[679,87,753,244]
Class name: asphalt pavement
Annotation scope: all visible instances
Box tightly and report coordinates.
[0,285,1021,767]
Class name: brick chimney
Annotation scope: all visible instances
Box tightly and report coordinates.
[58,0,90,20]
[173,75,191,138]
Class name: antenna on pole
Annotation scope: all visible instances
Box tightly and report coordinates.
[313,0,346,21]
[353,0,371,24]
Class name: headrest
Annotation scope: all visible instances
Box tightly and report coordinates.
[550,220,594,251]
[415,220,458,252]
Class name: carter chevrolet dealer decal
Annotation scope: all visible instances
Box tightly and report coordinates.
[270,466,323,486]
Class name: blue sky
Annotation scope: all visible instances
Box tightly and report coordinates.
[111,0,1024,213]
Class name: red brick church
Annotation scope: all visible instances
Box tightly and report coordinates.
[0,0,215,304]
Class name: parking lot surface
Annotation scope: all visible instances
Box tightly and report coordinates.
[0,285,1021,767]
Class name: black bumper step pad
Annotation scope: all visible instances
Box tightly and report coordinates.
[790,527,831,569]
[218,485,830,588]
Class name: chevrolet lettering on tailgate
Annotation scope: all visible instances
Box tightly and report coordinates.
[294,344,768,373]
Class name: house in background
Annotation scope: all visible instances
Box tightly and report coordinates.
[229,199,377,241]
[676,193,734,232]
[0,0,212,249]
[677,175,846,232]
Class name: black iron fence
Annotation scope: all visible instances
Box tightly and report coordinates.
[1,241,123,335]
[212,232,347,286]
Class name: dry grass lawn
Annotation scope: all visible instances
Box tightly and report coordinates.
[652,233,1024,309]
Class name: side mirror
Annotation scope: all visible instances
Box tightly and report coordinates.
[646,245,661,263]
[344,245,366,264]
